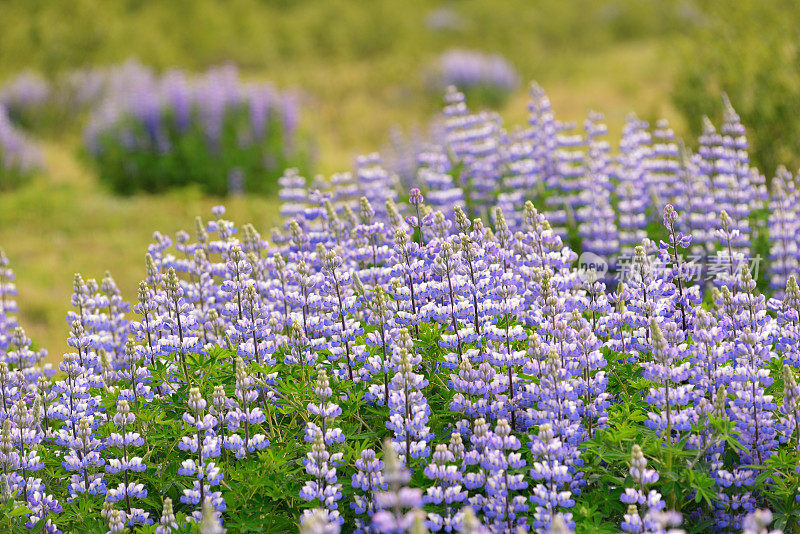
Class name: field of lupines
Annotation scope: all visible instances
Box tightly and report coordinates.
[2,82,800,534]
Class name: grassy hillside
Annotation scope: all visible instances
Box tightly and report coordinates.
[0,1,691,358]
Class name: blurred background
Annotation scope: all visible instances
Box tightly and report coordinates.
[0,0,798,358]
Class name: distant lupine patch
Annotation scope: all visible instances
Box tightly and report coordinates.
[0,106,44,189]
[84,62,306,195]
[431,50,519,104]
[0,71,51,129]
[424,7,465,32]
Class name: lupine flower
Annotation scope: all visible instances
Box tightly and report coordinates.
[105,398,149,526]
[179,387,225,523]
[372,440,426,533]
[741,509,781,534]
[434,51,518,94]
[300,507,342,534]
[529,423,575,531]
[224,357,269,458]
[642,318,694,443]
[423,439,467,532]
[301,369,344,526]
[481,419,528,532]
[386,339,432,465]
[351,448,386,533]
[156,497,178,534]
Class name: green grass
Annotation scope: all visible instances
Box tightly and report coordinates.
[0,138,281,360]
[0,1,693,360]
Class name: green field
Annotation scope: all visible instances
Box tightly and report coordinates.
[0,1,696,358]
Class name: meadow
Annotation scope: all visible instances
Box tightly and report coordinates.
[3,2,800,533]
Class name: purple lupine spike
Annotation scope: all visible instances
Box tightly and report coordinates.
[94,271,131,365]
[711,210,748,293]
[649,119,681,211]
[300,369,344,527]
[616,115,650,254]
[355,154,397,218]
[619,444,681,534]
[279,168,311,222]
[728,330,777,466]
[386,334,432,465]
[363,286,397,405]
[224,357,270,459]
[570,310,609,438]
[6,326,40,384]
[449,352,491,426]
[481,419,528,532]
[623,244,672,353]
[454,206,488,338]
[767,167,800,292]
[773,276,800,369]
[354,197,391,289]
[4,393,55,528]
[425,240,473,368]
[318,244,367,383]
[131,281,161,368]
[659,204,700,332]
[778,364,800,450]
[351,448,386,533]
[422,438,467,532]
[371,439,425,534]
[390,228,423,338]
[156,497,178,534]
[418,164,464,215]
[63,416,107,500]
[529,422,575,532]
[162,267,201,381]
[117,339,153,407]
[642,319,695,443]
[178,387,225,523]
[104,398,150,527]
[233,284,273,366]
[483,220,528,427]
[526,84,558,187]
[721,96,754,239]
[0,248,19,356]
[687,309,727,399]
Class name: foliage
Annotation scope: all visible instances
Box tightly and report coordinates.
[673,0,800,178]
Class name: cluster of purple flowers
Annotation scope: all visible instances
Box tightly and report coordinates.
[0,105,44,182]
[81,60,301,195]
[84,61,298,157]
[0,71,51,123]
[1,82,800,534]
[433,50,519,95]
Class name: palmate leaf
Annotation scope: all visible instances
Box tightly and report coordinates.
[687,469,717,508]
[573,502,622,534]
